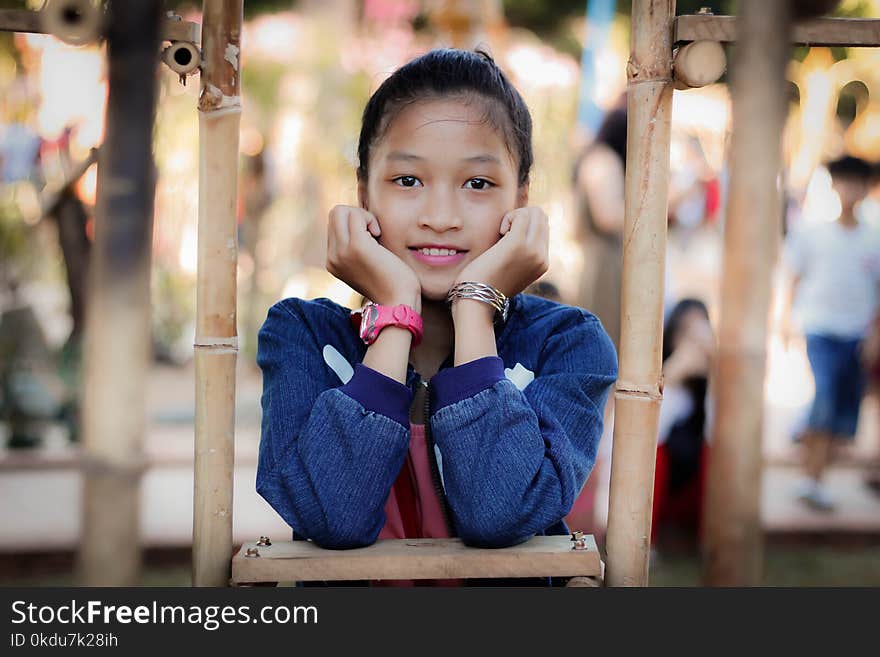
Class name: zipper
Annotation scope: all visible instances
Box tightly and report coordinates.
[420,378,454,536]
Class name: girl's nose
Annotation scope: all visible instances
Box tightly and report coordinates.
[418,190,464,232]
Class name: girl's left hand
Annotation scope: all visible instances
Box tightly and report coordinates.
[455,206,550,297]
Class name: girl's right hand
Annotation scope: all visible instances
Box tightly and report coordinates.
[663,341,710,384]
[326,205,421,310]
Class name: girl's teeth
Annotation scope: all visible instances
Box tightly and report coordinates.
[420,248,457,256]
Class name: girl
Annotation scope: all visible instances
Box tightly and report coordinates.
[255,49,618,560]
[652,298,714,550]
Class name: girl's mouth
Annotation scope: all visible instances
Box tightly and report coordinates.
[409,246,468,266]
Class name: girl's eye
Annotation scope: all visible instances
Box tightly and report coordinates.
[393,175,422,188]
[464,178,493,190]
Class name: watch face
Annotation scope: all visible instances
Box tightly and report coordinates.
[360,303,380,343]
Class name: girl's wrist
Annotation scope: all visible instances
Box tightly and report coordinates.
[451,297,496,324]
[378,286,421,314]
[451,299,498,365]
[362,326,414,384]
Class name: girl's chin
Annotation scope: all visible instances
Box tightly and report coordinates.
[418,281,456,303]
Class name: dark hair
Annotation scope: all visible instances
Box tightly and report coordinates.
[525,279,562,302]
[356,48,533,186]
[827,155,872,181]
[594,105,627,170]
[662,298,710,362]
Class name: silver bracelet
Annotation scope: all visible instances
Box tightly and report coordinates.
[446,281,510,323]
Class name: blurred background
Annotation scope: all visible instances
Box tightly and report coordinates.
[0,0,879,586]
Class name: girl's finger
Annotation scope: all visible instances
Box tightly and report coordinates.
[500,211,515,235]
[535,213,551,255]
[507,209,529,238]
[524,209,544,244]
[347,213,378,259]
[366,212,382,238]
[329,206,351,249]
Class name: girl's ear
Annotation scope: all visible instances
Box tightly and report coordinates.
[516,183,529,208]
[358,180,369,211]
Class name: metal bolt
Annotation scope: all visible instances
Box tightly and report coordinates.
[245,547,260,558]
[697,6,713,14]
[256,536,272,546]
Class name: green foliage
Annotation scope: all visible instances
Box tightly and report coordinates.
[0,190,36,288]
[503,0,587,34]
[163,0,299,19]
[151,266,195,365]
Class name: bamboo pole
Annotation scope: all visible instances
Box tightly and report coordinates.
[192,0,242,587]
[77,0,162,586]
[604,0,675,587]
[702,0,792,587]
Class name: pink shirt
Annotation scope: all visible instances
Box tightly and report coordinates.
[379,423,451,540]
[375,423,460,587]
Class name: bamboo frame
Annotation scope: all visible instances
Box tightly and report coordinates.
[192,0,243,588]
[604,0,675,587]
[702,0,792,587]
[673,40,726,90]
[674,15,880,47]
[77,0,162,586]
[232,536,601,584]
[0,8,199,41]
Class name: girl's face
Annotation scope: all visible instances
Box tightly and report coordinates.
[672,307,713,352]
[360,98,528,301]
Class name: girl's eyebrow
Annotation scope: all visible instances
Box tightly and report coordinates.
[386,151,424,162]
[463,154,501,164]
[385,151,501,164]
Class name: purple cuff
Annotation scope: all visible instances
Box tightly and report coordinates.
[431,356,505,412]
[340,364,413,428]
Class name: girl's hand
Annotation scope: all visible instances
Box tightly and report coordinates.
[455,206,550,297]
[663,341,711,384]
[326,205,421,310]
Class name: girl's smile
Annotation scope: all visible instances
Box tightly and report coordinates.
[408,244,469,267]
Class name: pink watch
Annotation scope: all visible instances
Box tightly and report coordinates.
[353,302,423,346]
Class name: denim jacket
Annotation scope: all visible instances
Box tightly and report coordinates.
[255,292,618,550]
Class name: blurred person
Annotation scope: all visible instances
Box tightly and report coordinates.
[856,161,880,230]
[572,95,626,351]
[667,133,717,239]
[860,310,880,498]
[782,155,880,511]
[255,49,618,586]
[857,164,880,497]
[652,298,714,552]
[525,278,562,302]
[573,97,681,347]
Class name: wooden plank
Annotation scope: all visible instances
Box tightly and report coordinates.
[0,9,37,33]
[0,9,200,43]
[231,536,601,583]
[162,16,200,43]
[675,15,880,47]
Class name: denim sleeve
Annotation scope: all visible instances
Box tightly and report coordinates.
[255,301,411,549]
[429,315,618,548]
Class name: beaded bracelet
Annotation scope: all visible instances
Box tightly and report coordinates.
[446,281,510,323]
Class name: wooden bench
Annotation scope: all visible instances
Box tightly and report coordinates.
[231,535,603,587]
